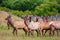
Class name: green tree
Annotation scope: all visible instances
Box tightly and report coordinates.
[0,0,43,11]
[34,2,58,16]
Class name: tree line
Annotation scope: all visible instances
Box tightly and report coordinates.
[0,0,60,16]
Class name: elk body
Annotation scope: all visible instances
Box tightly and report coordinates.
[5,15,29,36]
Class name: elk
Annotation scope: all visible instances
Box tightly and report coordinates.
[5,15,29,36]
[22,15,40,36]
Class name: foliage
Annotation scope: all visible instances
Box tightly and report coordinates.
[0,7,32,17]
[34,0,58,16]
[0,7,10,12]
[34,3,58,16]
[0,0,60,16]
[0,0,43,11]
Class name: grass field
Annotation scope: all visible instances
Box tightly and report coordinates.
[0,11,60,40]
[0,29,60,40]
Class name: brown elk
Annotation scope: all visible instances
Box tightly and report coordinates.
[22,15,40,36]
[5,15,29,36]
[47,16,60,36]
[23,15,54,36]
[38,16,55,36]
[49,21,60,36]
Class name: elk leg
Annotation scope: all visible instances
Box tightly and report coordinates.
[7,23,10,29]
[15,29,18,36]
[23,27,29,36]
[43,30,47,36]
[42,30,44,36]
[31,30,34,36]
[36,30,39,36]
[56,30,59,36]
[50,24,55,36]
[23,28,27,36]
[13,28,15,36]
[40,29,43,36]
[49,29,55,36]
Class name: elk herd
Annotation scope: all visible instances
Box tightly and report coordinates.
[5,14,60,36]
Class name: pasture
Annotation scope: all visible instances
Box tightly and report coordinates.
[0,26,60,40]
[0,11,60,40]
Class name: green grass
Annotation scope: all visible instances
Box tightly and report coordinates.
[0,25,7,30]
[0,30,60,40]
[0,26,60,40]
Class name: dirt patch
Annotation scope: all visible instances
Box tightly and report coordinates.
[0,11,23,26]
